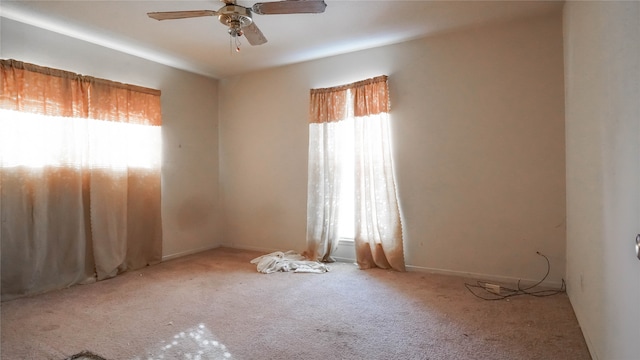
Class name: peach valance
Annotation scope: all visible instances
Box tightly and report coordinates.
[309,75,389,124]
[0,59,161,126]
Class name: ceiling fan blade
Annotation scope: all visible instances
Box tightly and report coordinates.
[243,22,268,46]
[147,10,218,21]
[252,0,327,15]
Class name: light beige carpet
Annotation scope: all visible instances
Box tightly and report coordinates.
[1,247,591,360]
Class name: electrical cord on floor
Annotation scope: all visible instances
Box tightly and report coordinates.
[464,251,566,301]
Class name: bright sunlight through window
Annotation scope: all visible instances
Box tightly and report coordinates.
[0,109,161,169]
[338,117,355,240]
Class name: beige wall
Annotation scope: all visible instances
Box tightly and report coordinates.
[564,2,640,359]
[219,11,567,285]
[1,18,222,260]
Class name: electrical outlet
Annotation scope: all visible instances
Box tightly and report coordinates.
[485,283,501,295]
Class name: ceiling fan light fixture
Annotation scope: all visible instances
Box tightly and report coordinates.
[218,4,253,30]
[227,20,244,37]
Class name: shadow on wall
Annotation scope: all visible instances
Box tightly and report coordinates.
[176,196,215,230]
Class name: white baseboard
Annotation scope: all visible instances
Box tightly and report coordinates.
[333,256,357,264]
[222,242,356,264]
[217,242,562,289]
[405,264,564,289]
[220,243,285,255]
[162,244,221,261]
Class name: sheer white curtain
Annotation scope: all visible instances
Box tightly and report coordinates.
[306,76,405,271]
[354,111,405,271]
[305,86,348,262]
[0,60,162,300]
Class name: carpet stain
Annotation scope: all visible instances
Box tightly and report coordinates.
[40,324,60,331]
[65,351,108,360]
[314,328,356,337]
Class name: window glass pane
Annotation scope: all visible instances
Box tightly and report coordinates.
[0,109,161,169]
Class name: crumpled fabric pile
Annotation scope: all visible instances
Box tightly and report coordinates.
[250,250,330,274]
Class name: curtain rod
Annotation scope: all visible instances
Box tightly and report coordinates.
[310,75,387,94]
[1,59,161,96]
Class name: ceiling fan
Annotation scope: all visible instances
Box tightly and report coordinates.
[147,0,327,47]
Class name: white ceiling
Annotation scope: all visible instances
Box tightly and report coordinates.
[0,0,562,79]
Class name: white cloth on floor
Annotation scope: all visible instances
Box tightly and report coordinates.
[250,251,330,274]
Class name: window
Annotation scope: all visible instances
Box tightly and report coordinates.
[0,59,163,300]
[306,75,405,270]
[0,109,161,169]
[338,109,355,240]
